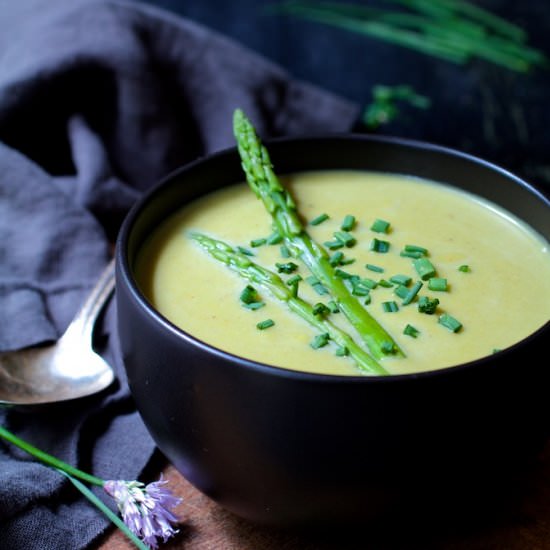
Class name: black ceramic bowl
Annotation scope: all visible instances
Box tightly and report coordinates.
[116,135,550,526]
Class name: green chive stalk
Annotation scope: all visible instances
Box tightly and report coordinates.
[233,109,403,360]
[267,0,547,72]
[0,425,149,550]
[191,232,389,375]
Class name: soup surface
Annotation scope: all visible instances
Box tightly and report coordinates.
[136,171,550,376]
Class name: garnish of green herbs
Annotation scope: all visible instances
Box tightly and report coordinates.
[402,280,423,305]
[363,84,431,130]
[403,324,420,338]
[370,218,391,234]
[311,332,330,349]
[191,232,389,374]
[341,214,356,231]
[438,312,463,332]
[266,231,283,245]
[389,274,411,286]
[382,300,399,312]
[276,261,299,274]
[428,277,448,291]
[324,239,345,250]
[267,0,548,73]
[240,284,265,310]
[0,425,181,550]
[458,264,471,272]
[370,238,390,253]
[257,318,275,330]
[418,295,440,314]
[233,108,403,360]
[250,237,267,248]
[366,263,384,273]
[310,212,330,226]
[404,244,429,256]
[413,257,436,280]
[237,245,254,256]
[334,230,357,247]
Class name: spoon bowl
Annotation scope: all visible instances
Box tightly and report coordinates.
[0,260,116,406]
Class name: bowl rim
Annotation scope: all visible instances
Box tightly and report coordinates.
[116,132,550,384]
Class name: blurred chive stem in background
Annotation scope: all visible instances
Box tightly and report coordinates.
[266,0,548,73]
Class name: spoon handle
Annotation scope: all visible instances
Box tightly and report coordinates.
[62,259,116,344]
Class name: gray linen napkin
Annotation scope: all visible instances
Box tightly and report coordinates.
[0,0,358,548]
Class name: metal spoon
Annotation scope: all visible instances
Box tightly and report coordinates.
[0,259,116,406]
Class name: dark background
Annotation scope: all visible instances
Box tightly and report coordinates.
[133,0,550,193]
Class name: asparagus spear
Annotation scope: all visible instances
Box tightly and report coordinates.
[191,232,389,375]
[233,108,403,360]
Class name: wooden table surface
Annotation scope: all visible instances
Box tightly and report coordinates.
[97,440,550,549]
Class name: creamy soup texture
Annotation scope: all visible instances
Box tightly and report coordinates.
[136,171,550,376]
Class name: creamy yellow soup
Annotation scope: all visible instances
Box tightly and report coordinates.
[136,171,550,376]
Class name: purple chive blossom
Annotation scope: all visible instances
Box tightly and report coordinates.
[104,476,182,549]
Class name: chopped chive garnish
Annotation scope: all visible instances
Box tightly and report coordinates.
[413,257,436,280]
[351,282,371,296]
[394,284,409,300]
[327,300,340,313]
[310,332,330,349]
[310,213,330,226]
[286,274,302,286]
[334,231,357,247]
[438,313,462,333]
[329,251,344,266]
[370,218,390,233]
[381,341,397,354]
[312,302,330,317]
[256,319,275,330]
[402,281,423,305]
[334,268,353,279]
[458,264,471,272]
[306,275,328,295]
[363,294,372,305]
[378,279,393,288]
[382,301,399,312]
[389,274,411,286]
[240,285,259,304]
[418,296,440,314]
[340,257,356,265]
[492,348,501,354]
[243,301,265,310]
[280,244,291,258]
[362,278,378,289]
[237,246,254,256]
[266,231,283,245]
[370,238,390,253]
[403,324,420,338]
[335,346,349,357]
[366,263,384,273]
[250,237,266,248]
[275,261,298,274]
[324,240,344,250]
[428,277,448,291]
[404,244,428,255]
[341,214,356,231]
[400,250,424,259]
